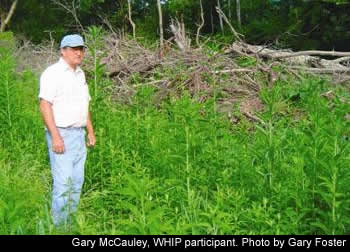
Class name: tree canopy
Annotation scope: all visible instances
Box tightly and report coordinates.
[1,0,350,51]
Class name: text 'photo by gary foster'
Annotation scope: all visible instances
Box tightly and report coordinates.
[71,237,347,249]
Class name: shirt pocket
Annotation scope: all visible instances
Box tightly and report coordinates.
[55,82,69,103]
[71,80,89,103]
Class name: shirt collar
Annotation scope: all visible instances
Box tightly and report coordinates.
[58,57,83,73]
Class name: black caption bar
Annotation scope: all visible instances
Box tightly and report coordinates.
[1,235,349,250]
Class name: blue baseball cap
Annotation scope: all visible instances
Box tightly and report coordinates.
[60,34,86,48]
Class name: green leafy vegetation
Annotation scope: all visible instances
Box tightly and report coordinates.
[1,0,350,235]
[1,0,350,51]
[0,35,349,234]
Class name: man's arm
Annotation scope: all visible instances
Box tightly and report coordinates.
[40,99,65,153]
[86,111,96,147]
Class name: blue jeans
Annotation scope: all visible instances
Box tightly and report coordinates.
[45,127,87,226]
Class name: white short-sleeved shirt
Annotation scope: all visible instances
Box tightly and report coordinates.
[39,58,91,128]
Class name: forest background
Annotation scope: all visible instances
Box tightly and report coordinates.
[1,0,350,51]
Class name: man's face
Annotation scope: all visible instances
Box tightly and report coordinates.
[61,46,85,68]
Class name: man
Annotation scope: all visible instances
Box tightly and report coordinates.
[39,34,96,226]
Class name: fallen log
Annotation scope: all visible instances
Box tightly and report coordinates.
[226,42,350,74]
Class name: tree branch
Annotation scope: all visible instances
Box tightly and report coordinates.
[51,0,84,31]
[272,50,350,59]
[196,0,205,47]
[157,0,164,48]
[216,6,244,42]
[127,0,136,39]
[0,0,18,32]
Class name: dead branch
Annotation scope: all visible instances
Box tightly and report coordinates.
[216,6,244,42]
[213,69,254,74]
[196,0,205,47]
[273,50,350,59]
[289,66,350,74]
[18,28,349,125]
[51,0,84,31]
[217,0,224,32]
[242,111,265,124]
[333,76,350,85]
[170,18,191,52]
[227,42,350,75]
[157,0,164,48]
[127,0,136,39]
[333,56,350,64]
[0,0,18,32]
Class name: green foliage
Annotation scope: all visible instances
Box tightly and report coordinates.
[1,40,350,235]
[0,31,14,41]
[80,0,106,12]
[3,0,350,51]
[10,0,65,43]
[0,48,51,234]
[323,0,350,3]
[85,26,106,99]
[0,31,15,50]
[0,154,48,234]
[59,75,350,234]
[0,45,16,135]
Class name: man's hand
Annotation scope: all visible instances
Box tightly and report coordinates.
[87,132,96,147]
[52,135,65,153]
[86,111,96,147]
[40,99,65,153]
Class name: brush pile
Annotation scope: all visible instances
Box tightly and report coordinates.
[87,29,350,122]
[15,26,350,123]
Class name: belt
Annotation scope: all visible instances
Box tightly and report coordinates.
[57,127,84,129]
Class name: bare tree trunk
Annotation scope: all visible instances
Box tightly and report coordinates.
[0,0,18,32]
[196,0,205,47]
[228,0,232,21]
[210,5,214,33]
[216,6,243,42]
[127,0,136,39]
[0,12,5,29]
[217,0,223,33]
[157,0,164,48]
[236,0,241,29]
